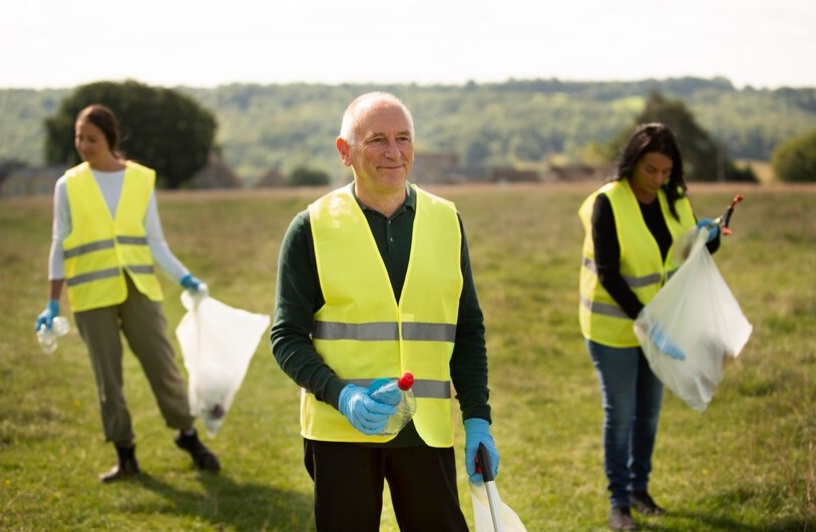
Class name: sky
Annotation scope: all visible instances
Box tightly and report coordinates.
[1,0,815,90]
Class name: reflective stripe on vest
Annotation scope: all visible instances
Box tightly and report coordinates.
[62,161,163,312]
[581,257,665,288]
[578,179,695,347]
[344,379,452,399]
[313,321,457,342]
[303,183,462,446]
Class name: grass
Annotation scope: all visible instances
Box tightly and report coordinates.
[1,183,814,531]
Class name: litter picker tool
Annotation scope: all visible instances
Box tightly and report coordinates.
[675,193,745,263]
[713,194,744,235]
[477,442,503,532]
[470,446,527,531]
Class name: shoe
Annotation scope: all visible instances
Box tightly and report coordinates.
[100,444,140,483]
[629,491,665,516]
[608,506,638,531]
[175,430,221,472]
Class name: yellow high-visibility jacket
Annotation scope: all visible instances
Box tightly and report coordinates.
[303,183,462,446]
[63,161,163,312]
[579,179,695,347]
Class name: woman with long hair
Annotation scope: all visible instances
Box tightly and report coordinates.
[578,123,721,530]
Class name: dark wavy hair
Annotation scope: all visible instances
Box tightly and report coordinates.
[76,104,120,155]
[614,122,687,220]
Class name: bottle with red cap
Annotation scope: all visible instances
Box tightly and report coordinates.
[369,372,417,436]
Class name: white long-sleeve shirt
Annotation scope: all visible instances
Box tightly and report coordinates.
[49,168,189,283]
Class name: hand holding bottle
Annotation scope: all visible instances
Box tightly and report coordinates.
[369,372,417,436]
[36,316,70,354]
[338,384,396,435]
[35,299,60,332]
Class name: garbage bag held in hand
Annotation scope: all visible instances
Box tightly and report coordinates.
[470,481,527,532]
[634,227,752,412]
[175,291,271,436]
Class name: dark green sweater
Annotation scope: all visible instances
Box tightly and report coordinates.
[269,184,492,447]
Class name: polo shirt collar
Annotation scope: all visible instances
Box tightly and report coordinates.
[352,182,416,213]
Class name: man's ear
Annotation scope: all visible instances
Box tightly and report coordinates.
[336,137,352,167]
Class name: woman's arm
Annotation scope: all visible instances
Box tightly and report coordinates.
[592,194,645,319]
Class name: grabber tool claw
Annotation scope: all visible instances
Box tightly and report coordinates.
[713,194,743,235]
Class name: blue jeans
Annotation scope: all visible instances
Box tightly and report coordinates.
[587,340,663,508]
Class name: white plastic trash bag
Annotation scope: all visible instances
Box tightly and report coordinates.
[634,228,752,412]
[470,481,527,532]
[175,291,271,436]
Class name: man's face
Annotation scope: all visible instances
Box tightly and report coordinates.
[338,100,414,196]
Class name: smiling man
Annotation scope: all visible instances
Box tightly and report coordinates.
[335,94,415,213]
[270,92,500,531]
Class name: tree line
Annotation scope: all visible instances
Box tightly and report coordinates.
[1,77,815,187]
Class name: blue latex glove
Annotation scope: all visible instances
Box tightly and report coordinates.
[180,273,209,297]
[368,377,403,406]
[649,324,686,360]
[35,299,60,331]
[464,418,499,485]
[696,217,720,243]
[338,383,397,435]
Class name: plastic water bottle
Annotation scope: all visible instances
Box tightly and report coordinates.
[369,372,417,436]
[37,316,70,355]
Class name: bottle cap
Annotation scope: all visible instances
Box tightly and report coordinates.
[397,372,414,391]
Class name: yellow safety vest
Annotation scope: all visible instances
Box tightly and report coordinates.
[303,183,463,446]
[578,179,695,347]
[63,161,163,312]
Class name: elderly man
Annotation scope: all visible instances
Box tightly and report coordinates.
[270,92,500,531]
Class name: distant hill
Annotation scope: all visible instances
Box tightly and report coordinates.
[2,77,815,183]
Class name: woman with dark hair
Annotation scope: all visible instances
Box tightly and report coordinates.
[34,104,221,482]
[578,123,720,530]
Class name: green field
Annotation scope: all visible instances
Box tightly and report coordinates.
[1,183,814,531]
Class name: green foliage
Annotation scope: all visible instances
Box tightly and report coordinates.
[179,79,816,180]
[0,88,64,165]
[723,159,758,182]
[771,129,816,182]
[288,166,330,187]
[3,78,816,184]
[607,92,757,182]
[2,185,815,530]
[44,80,217,189]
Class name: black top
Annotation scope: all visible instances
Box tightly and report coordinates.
[270,184,491,447]
[591,192,720,319]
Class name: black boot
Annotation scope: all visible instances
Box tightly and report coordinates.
[99,444,140,483]
[175,430,221,472]
[629,491,666,516]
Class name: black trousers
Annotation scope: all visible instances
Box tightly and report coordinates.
[304,439,469,532]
